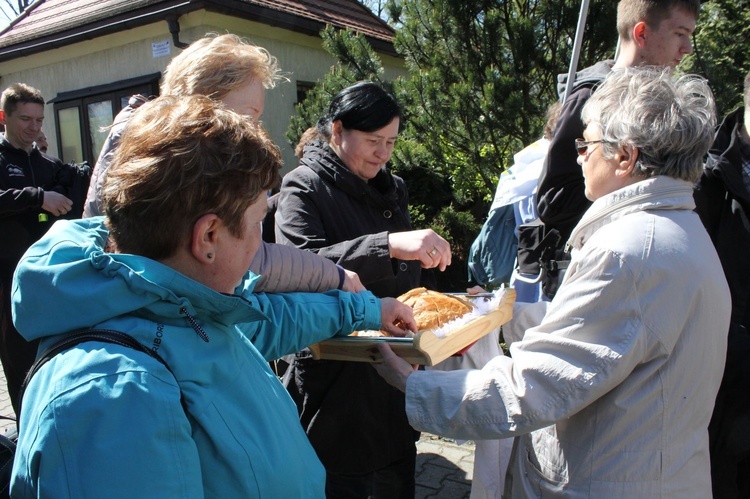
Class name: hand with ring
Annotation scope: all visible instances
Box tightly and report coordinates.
[388,229,451,271]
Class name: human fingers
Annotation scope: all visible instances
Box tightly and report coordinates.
[434,247,452,271]
[424,239,452,271]
[59,200,74,216]
[55,204,72,217]
[371,343,415,392]
[43,192,74,216]
[418,248,435,269]
[380,298,416,337]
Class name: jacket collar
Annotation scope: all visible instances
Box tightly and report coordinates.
[299,140,402,212]
[14,217,269,342]
[556,60,614,99]
[567,176,696,252]
[102,251,269,328]
[0,133,39,157]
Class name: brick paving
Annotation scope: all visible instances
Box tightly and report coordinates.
[0,366,474,495]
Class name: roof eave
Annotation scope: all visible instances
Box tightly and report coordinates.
[204,0,396,56]
[0,0,397,63]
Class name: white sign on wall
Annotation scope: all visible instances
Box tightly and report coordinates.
[152,40,171,58]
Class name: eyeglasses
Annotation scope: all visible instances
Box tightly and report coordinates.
[575,138,616,156]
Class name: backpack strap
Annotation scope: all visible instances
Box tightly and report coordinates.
[18,328,184,422]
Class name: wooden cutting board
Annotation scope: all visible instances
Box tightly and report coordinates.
[308,288,516,366]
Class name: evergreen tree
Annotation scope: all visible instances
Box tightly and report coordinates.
[289,2,620,290]
[286,26,392,150]
[293,1,750,290]
[681,0,750,116]
[390,0,617,289]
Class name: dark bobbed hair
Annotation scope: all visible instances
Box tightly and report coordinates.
[317,81,401,139]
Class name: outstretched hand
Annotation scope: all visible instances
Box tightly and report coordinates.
[379,297,417,337]
[372,343,417,393]
[388,229,451,271]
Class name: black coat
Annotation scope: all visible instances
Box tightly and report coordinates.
[536,60,613,243]
[275,141,422,473]
[694,107,750,498]
[0,137,66,274]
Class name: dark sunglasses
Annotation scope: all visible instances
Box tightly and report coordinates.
[575,138,616,156]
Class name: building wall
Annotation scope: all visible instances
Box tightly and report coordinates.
[0,10,406,173]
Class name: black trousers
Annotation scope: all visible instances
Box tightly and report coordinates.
[0,273,39,416]
[325,451,416,499]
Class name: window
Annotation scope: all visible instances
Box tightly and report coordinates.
[51,73,160,164]
[296,81,315,104]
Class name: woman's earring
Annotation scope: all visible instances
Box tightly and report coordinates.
[207,253,214,259]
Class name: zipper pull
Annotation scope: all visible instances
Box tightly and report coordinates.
[180,307,210,342]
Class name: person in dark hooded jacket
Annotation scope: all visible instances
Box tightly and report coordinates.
[694,69,750,499]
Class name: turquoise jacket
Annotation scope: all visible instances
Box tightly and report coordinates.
[10,217,383,498]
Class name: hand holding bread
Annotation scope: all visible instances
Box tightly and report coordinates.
[354,287,475,337]
[379,297,418,337]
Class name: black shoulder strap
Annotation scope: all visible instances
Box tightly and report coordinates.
[18,328,183,421]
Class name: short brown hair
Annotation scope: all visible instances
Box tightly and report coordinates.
[617,0,700,41]
[103,95,281,259]
[543,101,563,141]
[294,126,324,158]
[1,83,44,115]
[160,33,283,100]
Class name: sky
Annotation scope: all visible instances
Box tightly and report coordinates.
[0,2,19,31]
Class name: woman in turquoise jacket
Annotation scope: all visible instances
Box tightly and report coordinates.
[10,95,415,498]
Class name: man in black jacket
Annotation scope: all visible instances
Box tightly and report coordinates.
[694,70,750,499]
[530,0,700,298]
[0,83,72,415]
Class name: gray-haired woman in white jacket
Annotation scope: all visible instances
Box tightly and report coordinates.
[375,67,731,498]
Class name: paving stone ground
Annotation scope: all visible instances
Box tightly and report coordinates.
[416,433,474,498]
[0,368,474,496]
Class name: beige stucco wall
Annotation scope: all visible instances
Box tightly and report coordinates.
[0,10,406,173]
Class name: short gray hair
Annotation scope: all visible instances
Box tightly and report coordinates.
[581,67,716,183]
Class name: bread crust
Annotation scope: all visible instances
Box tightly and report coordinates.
[351,287,475,337]
[397,287,474,331]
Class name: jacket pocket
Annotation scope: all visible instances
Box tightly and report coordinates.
[521,432,570,496]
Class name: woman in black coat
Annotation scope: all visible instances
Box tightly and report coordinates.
[275,82,450,499]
